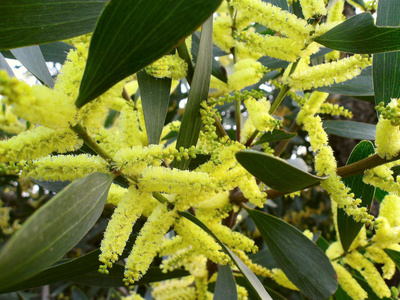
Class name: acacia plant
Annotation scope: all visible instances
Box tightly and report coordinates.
[0,0,400,299]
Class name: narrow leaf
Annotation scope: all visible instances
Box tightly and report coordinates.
[3,42,74,64]
[322,120,376,140]
[345,0,366,9]
[213,264,237,300]
[0,53,15,77]
[374,188,388,203]
[246,208,337,300]
[137,70,172,145]
[337,141,375,252]
[373,0,400,107]
[179,211,272,300]
[236,150,327,193]
[0,172,113,289]
[192,32,228,83]
[314,13,400,54]
[76,0,222,108]
[384,249,400,272]
[316,66,373,96]
[174,17,214,170]
[0,0,107,50]
[10,46,54,88]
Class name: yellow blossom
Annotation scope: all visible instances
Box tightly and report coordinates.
[228,59,266,91]
[299,0,326,19]
[118,104,145,147]
[244,97,280,132]
[0,127,82,163]
[271,268,299,291]
[286,55,371,90]
[344,251,391,298]
[124,203,177,284]
[146,53,188,80]
[332,262,367,300]
[99,187,151,273]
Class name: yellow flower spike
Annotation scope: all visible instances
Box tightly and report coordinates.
[174,217,229,265]
[139,166,217,200]
[118,104,145,147]
[113,145,164,177]
[204,221,258,253]
[0,107,25,135]
[286,55,371,90]
[151,277,196,300]
[160,248,196,273]
[25,154,109,182]
[228,59,267,91]
[327,0,345,23]
[195,191,230,209]
[213,13,236,53]
[299,0,326,19]
[344,251,391,298]
[0,71,77,129]
[185,254,208,278]
[318,103,353,118]
[379,194,400,227]
[0,127,82,163]
[195,276,209,300]
[237,285,249,300]
[325,241,344,260]
[159,235,186,256]
[124,203,177,284]
[230,0,313,41]
[373,217,400,248]
[145,53,188,80]
[233,249,273,278]
[244,97,281,132]
[332,262,367,300]
[106,184,128,206]
[376,99,400,159]
[238,175,267,207]
[271,268,299,291]
[365,246,396,280]
[237,31,304,62]
[99,187,151,273]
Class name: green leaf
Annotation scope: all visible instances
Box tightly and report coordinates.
[255,129,296,145]
[10,46,54,88]
[337,141,375,252]
[314,13,400,54]
[322,120,376,140]
[373,0,400,107]
[384,249,400,272]
[174,17,214,170]
[76,0,222,108]
[345,0,366,9]
[246,208,337,300]
[374,188,388,203]
[316,235,330,252]
[334,285,353,300]
[179,211,272,300]
[316,66,373,96]
[213,264,237,300]
[236,150,327,193]
[0,53,15,77]
[0,172,113,289]
[192,32,228,83]
[3,42,74,64]
[137,70,172,145]
[0,0,107,50]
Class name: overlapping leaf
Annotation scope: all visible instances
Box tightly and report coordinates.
[0,0,107,50]
[236,150,327,193]
[337,141,375,252]
[373,0,400,107]
[322,120,376,140]
[76,0,222,107]
[0,172,113,289]
[137,70,172,145]
[246,208,337,300]
[314,13,400,54]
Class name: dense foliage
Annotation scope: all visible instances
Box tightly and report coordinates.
[0,0,400,299]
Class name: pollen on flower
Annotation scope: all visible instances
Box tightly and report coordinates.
[145,53,188,80]
[244,97,281,132]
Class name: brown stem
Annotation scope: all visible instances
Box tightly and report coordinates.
[244,129,259,147]
[213,113,229,138]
